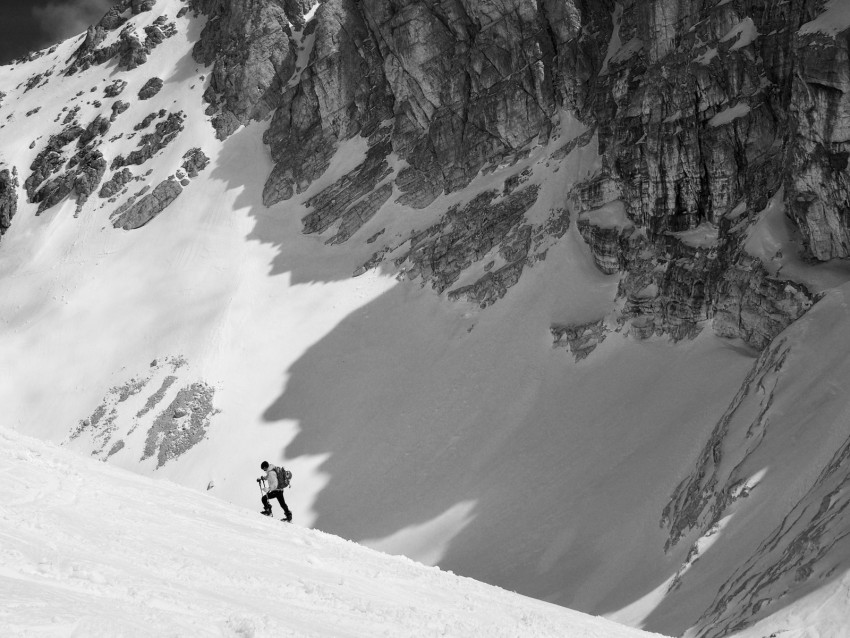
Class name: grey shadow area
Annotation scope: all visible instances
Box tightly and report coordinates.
[201,114,760,633]
[261,269,717,625]
[639,445,850,636]
[207,124,389,285]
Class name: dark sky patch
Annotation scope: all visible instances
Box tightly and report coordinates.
[1,0,114,65]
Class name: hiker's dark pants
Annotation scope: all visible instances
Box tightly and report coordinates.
[262,489,291,516]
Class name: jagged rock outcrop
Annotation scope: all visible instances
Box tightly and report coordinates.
[13,0,820,350]
[138,77,164,100]
[0,168,18,240]
[24,125,85,199]
[189,0,315,138]
[787,26,850,260]
[180,148,210,178]
[551,320,608,361]
[261,0,395,205]
[103,79,127,98]
[24,118,111,215]
[30,149,107,215]
[359,0,572,204]
[111,101,130,121]
[78,114,111,147]
[74,0,821,341]
[186,0,610,210]
[112,178,183,230]
[560,0,837,348]
[301,135,394,244]
[67,355,206,463]
[134,112,160,131]
[112,112,185,169]
[66,1,176,75]
[576,201,634,275]
[713,255,814,351]
[399,185,540,294]
[658,283,850,636]
[99,168,134,199]
[255,0,612,209]
[141,381,218,468]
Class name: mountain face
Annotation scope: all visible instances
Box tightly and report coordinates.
[1,1,850,637]
[189,0,840,347]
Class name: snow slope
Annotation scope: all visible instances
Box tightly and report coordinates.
[1,2,850,637]
[0,426,669,638]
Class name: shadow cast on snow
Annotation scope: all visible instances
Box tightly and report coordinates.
[255,275,751,634]
[201,123,830,638]
[208,124,383,286]
[206,124,688,620]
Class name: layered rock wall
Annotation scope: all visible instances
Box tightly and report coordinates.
[0,168,18,241]
[788,26,850,259]
[185,0,846,351]
[565,0,839,347]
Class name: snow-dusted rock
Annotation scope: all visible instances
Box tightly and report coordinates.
[0,167,17,239]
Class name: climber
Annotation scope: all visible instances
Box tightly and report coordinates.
[258,460,293,522]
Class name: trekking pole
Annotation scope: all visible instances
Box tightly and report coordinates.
[256,476,267,495]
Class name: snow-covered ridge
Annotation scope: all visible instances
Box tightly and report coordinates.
[0,427,667,638]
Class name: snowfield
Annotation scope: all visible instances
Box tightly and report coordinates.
[0,427,669,638]
[2,1,850,637]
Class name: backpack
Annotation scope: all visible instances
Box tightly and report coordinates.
[274,466,292,488]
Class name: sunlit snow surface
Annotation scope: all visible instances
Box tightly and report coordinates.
[0,428,669,638]
[1,1,850,637]
[798,0,850,35]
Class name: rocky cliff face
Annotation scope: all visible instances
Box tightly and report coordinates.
[183,0,847,353]
[12,0,838,353]
[68,0,174,75]
[789,23,850,260]
[189,0,315,138]
[0,167,17,242]
[563,0,846,348]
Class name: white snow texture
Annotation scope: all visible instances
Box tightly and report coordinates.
[1,1,850,637]
[0,427,667,638]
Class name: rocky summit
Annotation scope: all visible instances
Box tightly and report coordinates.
[1,1,850,637]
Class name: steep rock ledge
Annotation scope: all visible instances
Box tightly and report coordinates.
[261,0,395,206]
[67,1,173,75]
[399,185,540,295]
[563,0,834,348]
[787,27,850,260]
[189,0,314,138]
[0,167,18,242]
[186,0,835,345]
[191,0,612,208]
[24,122,109,216]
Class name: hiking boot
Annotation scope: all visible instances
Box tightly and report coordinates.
[261,509,273,517]
[285,512,293,522]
